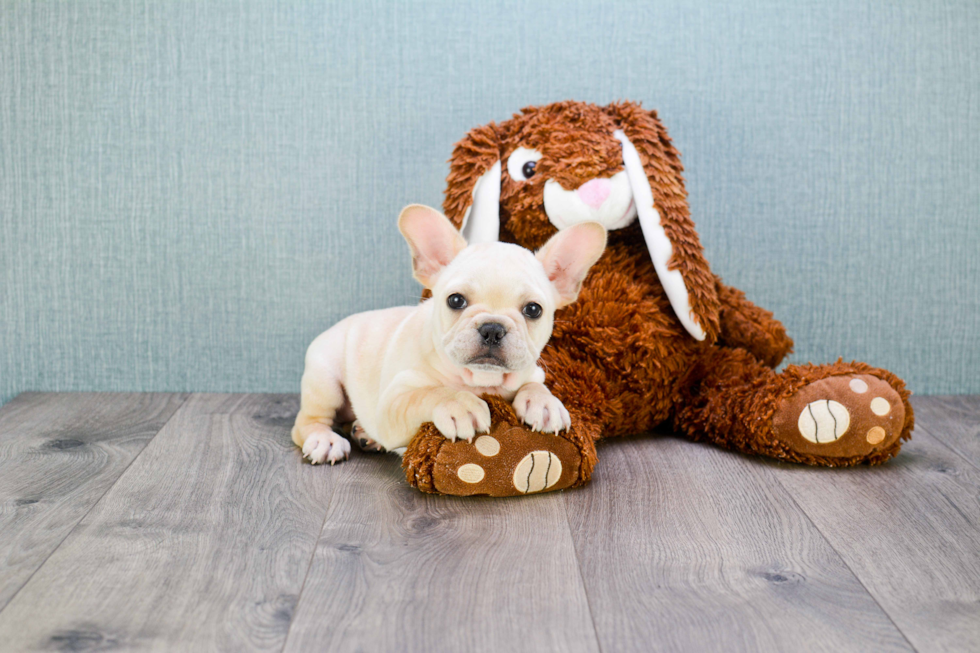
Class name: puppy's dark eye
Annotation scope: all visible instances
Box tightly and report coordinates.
[447,293,467,310]
[522,302,543,319]
[522,161,536,178]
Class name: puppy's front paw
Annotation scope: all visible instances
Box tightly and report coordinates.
[301,429,351,465]
[514,383,571,434]
[432,392,491,442]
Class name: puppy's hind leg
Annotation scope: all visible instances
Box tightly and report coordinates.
[292,329,353,465]
[347,421,387,453]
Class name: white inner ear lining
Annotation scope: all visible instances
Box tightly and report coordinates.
[613,130,706,341]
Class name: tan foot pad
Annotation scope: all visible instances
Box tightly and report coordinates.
[773,374,906,458]
[431,425,581,497]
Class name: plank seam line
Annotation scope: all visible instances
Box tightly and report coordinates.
[279,461,338,652]
[768,468,918,652]
[561,494,605,653]
[0,392,192,617]
[916,422,980,475]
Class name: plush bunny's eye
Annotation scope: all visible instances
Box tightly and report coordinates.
[507,147,543,181]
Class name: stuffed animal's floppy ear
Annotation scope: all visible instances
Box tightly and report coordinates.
[398,204,468,288]
[443,123,503,244]
[607,103,720,342]
[536,221,608,307]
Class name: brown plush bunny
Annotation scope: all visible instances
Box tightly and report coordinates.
[402,100,914,497]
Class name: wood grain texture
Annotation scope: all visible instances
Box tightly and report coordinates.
[0,392,186,612]
[906,395,980,469]
[769,396,980,652]
[564,435,912,652]
[0,394,331,652]
[2,393,978,652]
[282,453,600,653]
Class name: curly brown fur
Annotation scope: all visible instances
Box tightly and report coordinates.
[403,100,913,496]
[716,279,794,368]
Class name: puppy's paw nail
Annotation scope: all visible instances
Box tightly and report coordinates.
[300,431,350,466]
[301,438,317,457]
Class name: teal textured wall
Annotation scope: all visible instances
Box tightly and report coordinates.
[2,0,978,405]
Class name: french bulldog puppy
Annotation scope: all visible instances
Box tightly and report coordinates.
[291,204,606,464]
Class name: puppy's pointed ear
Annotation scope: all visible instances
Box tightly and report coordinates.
[398,204,468,288]
[536,221,607,308]
[443,123,503,244]
[605,102,720,343]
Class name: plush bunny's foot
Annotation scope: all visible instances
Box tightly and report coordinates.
[772,371,911,464]
[403,394,596,496]
[675,351,913,466]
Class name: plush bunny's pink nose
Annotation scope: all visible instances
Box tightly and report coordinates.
[577,179,611,209]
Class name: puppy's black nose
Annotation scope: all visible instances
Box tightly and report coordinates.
[478,322,506,346]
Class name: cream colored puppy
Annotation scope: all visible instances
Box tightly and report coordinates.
[291,204,606,464]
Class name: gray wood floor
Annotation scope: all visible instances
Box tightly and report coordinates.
[0,393,977,652]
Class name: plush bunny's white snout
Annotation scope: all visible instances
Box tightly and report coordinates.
[577,179,610,209]
[542,171,636,231]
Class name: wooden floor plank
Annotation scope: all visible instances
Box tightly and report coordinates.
[282,452,600,653]
[769,396,980,652]
[0,392,187,612]
[0,393,332,652]
[907,395,980,470]
[4,393,977,652]
[565,435,912,652]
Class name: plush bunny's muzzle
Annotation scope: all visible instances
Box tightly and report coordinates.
[543,171,637,231]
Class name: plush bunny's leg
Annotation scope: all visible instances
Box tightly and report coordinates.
[403,394,601,496]
[715,281,794,369]
[673,347,913,465]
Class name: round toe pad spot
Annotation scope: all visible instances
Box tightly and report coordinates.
[849,378,869,394]
[866,426,886,445]
[870,397,891,416]
[457,463,485,484]
[475,435,500,457]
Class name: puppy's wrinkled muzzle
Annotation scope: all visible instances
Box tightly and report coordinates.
[468,322,511,369]
[468,349,507,368]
